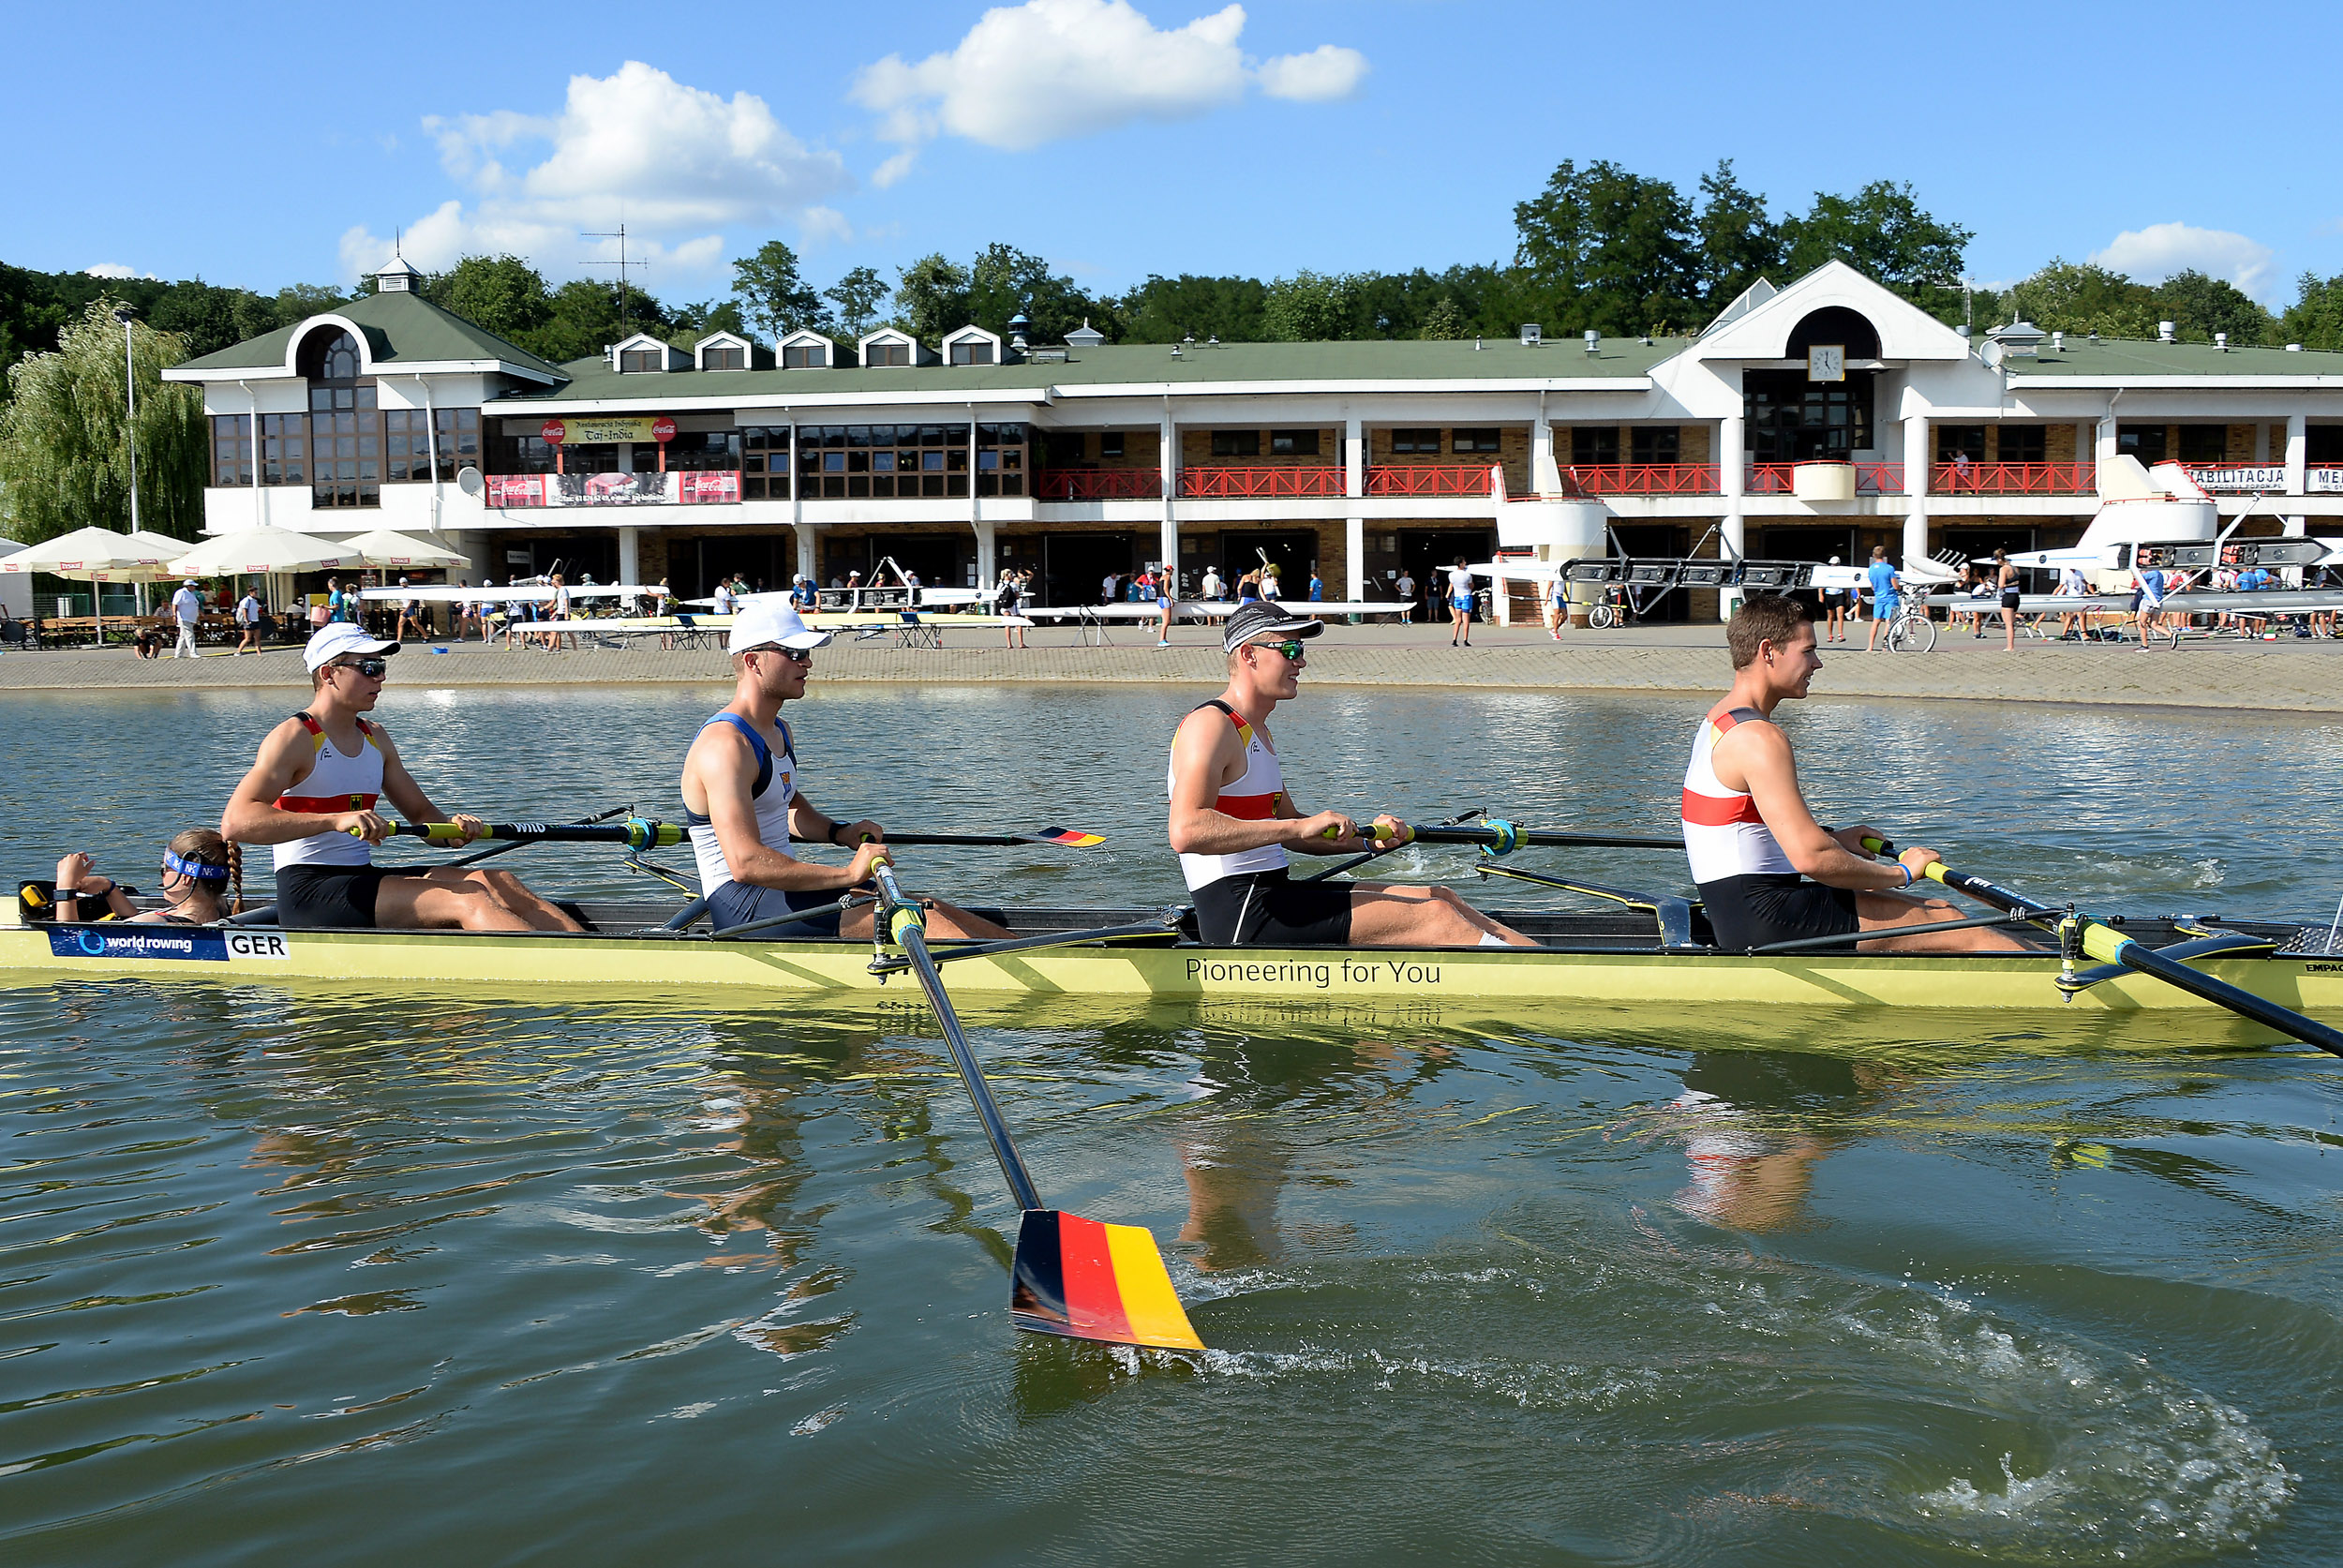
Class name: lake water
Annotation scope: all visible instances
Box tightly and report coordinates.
[4,682,2342,1565]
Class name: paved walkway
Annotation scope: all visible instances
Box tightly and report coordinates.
[3,620,2338,711]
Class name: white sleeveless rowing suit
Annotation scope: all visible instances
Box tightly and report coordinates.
[1173,702,1287,892]
[1680,706,1793,883]
[274,712,382,870]
[685,711,797,897]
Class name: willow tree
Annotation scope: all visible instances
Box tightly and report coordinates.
[0,297,207,545]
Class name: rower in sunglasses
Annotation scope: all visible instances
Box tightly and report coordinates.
[678,601,1009,941]
[220,622,584,932]
[1168,602,1535,948]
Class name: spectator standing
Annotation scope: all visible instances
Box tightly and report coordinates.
[396,578,428,642]
[712,578,735,616]
[1861,547,1902,652]
[2131,555,2168,648]
[1395,569,1416,625]
[1993,549,2022,651]
[1545,572,1569,639]
[1820,557,1848,643]
[235,587,262,654]
[1446,556,1476,648]
[171,578,203,659]
[1201,565,1224,601]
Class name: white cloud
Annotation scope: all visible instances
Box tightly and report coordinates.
[1257,44,1367,102]
[2090,222,2278,303]
[344,62,851,286]
[83,262,139,278]
[852,0,1365,180]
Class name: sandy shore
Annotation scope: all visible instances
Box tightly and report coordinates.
[4,620,2338,712]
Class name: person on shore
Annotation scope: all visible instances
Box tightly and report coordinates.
[1820,557,1849,643]
[680,601,1012,943]
[1993,549,2022,651]
[1201,565,1224,602]
[1446,557,1476,647]
[2052,564,2092,641]
[132,621,166,659]
[1395,569,1415,625]
[541,573,573,652]
[1168,602,1537,949]
[49,829,242,925]
[2132,553,2168,648]
[1686,595,2025,953]
[235,587,263,654]
[996,569,1029,649]
[1544,572,1569,639]
[790,574,817,611]
[170,578,203,659]
[396,578,429,643]
[712,577,736,617]
[1861,547,1902,652]
[1155,572,1178,649]
[220,623,584,933]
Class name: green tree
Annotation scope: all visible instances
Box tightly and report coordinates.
[0,297,206,544]
[1263,270,1358,340]
[272,284,346,326]
[2006,261,2160,340]
[1513,159,1702,336]
[2279,272,2343,351]
[730,240,822,340]
[1417,296,1467,340]
[892,253,972,343]
[1779,180,1971,314]
[1110,274,1267,342]
[671,298,748,337]
[2153,269,2273,345]
[525,279,671,365]
[966,243,1100,343]
[431,254,552,344]
[1694,159,1781,309]
[823,265,889,337]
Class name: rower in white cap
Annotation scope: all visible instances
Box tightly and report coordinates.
[679,601,1010,941]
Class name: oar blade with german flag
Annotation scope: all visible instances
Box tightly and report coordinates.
[1012,1209,1204,1351]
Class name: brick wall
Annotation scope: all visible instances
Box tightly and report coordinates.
[1366,426,1530,492]
[1679,425,1710,464]
[2044,424,2078,464]
[1047,428,1159,470]
[1181,427,1340,467]
[2227,424,2258,461]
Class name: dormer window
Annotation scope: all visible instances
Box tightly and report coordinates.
[950,340,994,366]
[866,341,910,367]
[941,325,1003,366]
[705,346,745,371]
[619,348,664,374]
[783,343,827,368]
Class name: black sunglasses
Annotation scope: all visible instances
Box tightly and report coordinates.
[1249,639,1308,661]
[335,658,390,679]
[747,645,813,665]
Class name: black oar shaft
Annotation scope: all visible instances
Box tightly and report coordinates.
[872,860,1044,1212]
[382,819,681,849]
[1340,823,1681,852]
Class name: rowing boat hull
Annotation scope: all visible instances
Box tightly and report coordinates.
[7,918,2339,1043]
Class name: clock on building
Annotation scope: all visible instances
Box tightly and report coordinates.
[1807,345,1846,382]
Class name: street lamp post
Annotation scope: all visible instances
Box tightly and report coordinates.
[112,306,140,536]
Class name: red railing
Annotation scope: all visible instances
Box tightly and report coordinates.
[1931,461,2096,495]
[1032,468,1161,500]
[1179,465,1347,499]
[1744,462,1902,495]
[1365,465,1494,497]
[1555,463,1721,496]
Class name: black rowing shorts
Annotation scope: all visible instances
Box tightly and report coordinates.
[706,879,844,939]
[1699,873,1858,952]
[1191,868,1353,947]
[275,865,426,930]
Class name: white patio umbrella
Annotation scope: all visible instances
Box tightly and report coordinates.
[336,529,472,570]
[0,526,178,642]
[169,526,357,577]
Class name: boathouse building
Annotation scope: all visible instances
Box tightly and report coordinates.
[168,258,2343,618]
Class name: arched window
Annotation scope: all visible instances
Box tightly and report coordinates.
[299,327,379,508]
[1783,306,1882,361]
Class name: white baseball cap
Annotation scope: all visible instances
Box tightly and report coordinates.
[728,600,833,654]
[304,621,400,671]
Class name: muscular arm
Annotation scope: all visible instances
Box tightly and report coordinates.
[1167,709,1360,856]
[220,718,382,846]
[1713,723,1913,891]
[684,730,868,893]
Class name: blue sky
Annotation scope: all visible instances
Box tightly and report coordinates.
[6,0,2335,309]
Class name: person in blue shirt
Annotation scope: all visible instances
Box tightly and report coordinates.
[1307,572,1323,602]
[789,574,818,610]
[1861,547,1902,652]
[2236,566,2274,592]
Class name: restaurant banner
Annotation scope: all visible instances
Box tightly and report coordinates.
[483,470,741,508]
[679,471,739,503]
[551,472,668,506]
[485,474,545,507]
[539,416,677,445]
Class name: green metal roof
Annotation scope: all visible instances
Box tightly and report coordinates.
[174,290,565,381]
[497,336,1680,406]
[2006,336,2343,379]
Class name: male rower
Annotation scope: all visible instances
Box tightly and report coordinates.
[1169,601,1536,948]
[679,601,1011,941]
[1686,595,2023,953]
[220,622,585,932]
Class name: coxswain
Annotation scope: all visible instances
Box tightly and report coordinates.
[1168,602,1536,948]
[679,602,1011,941]
[219,623,585,932]
[47,829,243,925]
[1684,595,2024,952]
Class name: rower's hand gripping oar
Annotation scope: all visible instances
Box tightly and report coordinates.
[1859,837,2343,1058]
[866,856,1205,1352]
[1302,806,1484,884]
[371,818,684,850]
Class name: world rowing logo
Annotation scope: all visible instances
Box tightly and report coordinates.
[76,928,108,955]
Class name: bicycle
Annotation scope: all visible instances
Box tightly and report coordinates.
[1585,584,1636,630]
[1884,602,1936,652]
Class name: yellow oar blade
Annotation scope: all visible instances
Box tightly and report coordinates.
[1033,827,1107,848]
[1010,1209,1204,1351]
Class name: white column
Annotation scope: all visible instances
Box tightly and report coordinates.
[1345,516,1366,602]
[1344,414,1364,498]
[1159,403,1179,593]
[1530,406,1559,495]
[2286,411,2307,495]
[1717,414,1745,617]
[2096,411,2121,470]
[1902,411,1931,565]
[793,522,816,583]
[618,525,639,584]
[973,518,996,590]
